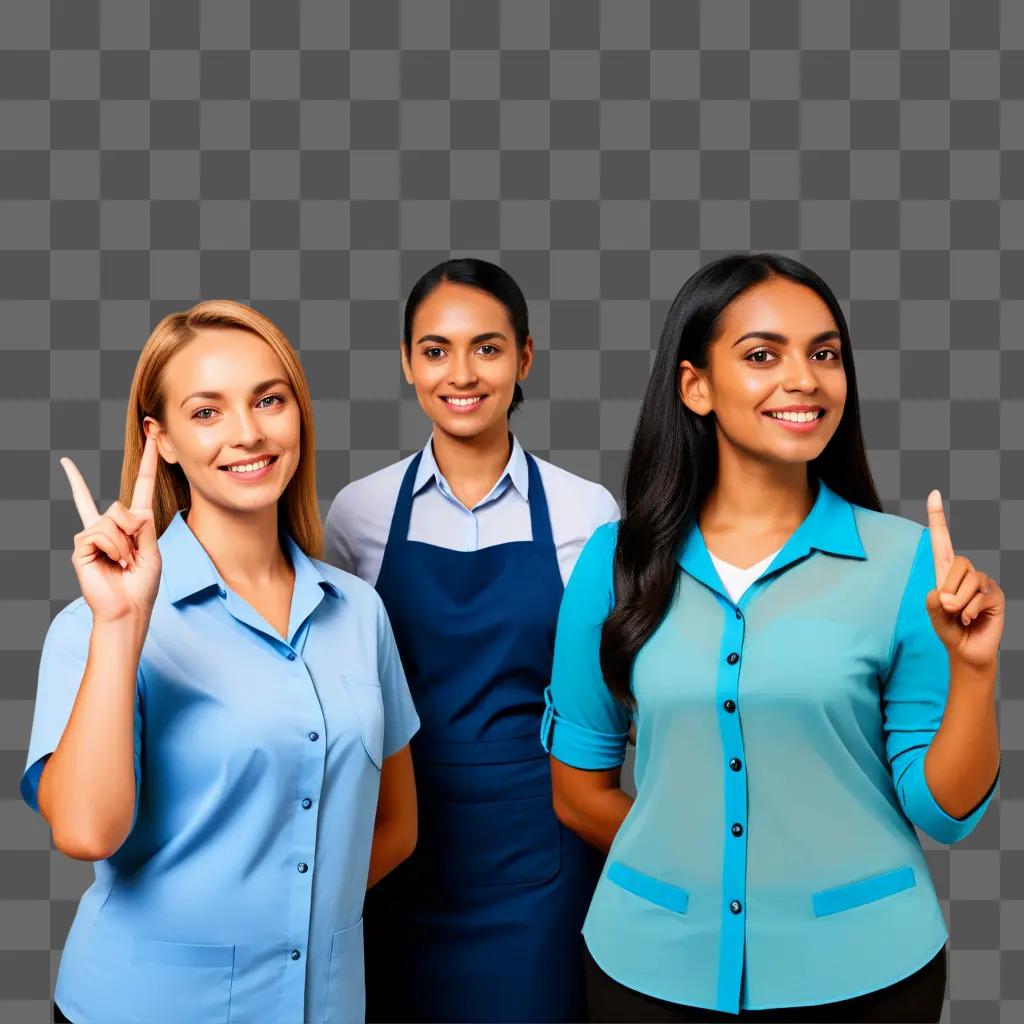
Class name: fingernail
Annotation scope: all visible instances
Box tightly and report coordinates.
[118,559,128,568]
[962,614,970,626]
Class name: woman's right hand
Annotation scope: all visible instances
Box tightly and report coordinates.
[61,437,162,624]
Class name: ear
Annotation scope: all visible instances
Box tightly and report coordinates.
[143,415,179,465]
[678,360,713,417]
[400,343,415,386]
[516,335,534,381]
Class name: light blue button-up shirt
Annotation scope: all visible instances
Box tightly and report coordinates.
[21,511,419,1024]
[542,480,998,1013]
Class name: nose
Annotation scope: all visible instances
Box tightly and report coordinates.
[448,348,478,388]
[231,406,266,448]
[781,353,818,393]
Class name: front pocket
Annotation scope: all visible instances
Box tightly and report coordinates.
[426,793,562,888]
[812,865,916,918]
[126,938,235,1023]
[606,861,689,914]
[342,675,385,769]
[323,918,365,1024]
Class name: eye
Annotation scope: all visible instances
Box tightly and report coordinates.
[424,347,445,360]
[256,393,285,409]
[477,344,499,356]
[192,407,216,421]
[744,348,775,364]
[811,348,841,361]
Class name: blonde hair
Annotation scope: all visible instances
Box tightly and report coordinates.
[119,300,323,558]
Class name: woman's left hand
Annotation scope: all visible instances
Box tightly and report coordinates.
[925,489,1005,670]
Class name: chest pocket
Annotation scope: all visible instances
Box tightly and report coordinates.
[342,673,385,769]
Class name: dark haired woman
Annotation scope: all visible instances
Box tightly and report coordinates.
[543,254,1002,1023]
[325,258,619,1022]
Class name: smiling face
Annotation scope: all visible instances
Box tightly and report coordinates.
[401,280,533,443]
[144,327,302,518]
[680,276,848,466]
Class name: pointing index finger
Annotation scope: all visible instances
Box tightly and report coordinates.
[130,436,158,512]
[926,489,955,585]
[60,457,100,528]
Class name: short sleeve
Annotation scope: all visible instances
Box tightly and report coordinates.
[375,596,420,759]
[542,522,630,769]
[20,601,144,823]
[323,490,357,574]
[593,485,621,531]
[882,527,998,845]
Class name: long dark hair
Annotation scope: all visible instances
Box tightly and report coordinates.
[402,258,530,416]
[600,253,882,708]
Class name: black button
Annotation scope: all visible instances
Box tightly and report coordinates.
[297,862,308,873]
[308,732,319,741]
[723,700,736,713]
[726,652,739,665]
[287,651,296,661]
[731,823,743,837]
[290,950,301,960]
[301,798,312,809]
[734,608,742,619]
[729,757,742,772]
[730,900,743,914]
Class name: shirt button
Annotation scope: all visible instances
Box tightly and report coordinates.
[730,900,743,914]
[297,862,308,873]
[731,823,744,837]
[729,757,742,772]
[723,700,736,713]
[727,652,739,665]
[290,950,301,961]
[734,608,742,619]
[287,651,296,661]
[308,732,319,742]
[217,588,226,599]
[301,798,312,809]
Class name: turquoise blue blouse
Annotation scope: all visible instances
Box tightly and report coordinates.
[541,480,998,1013]
[21,512,420,1024]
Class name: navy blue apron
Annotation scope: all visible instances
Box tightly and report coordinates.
[364,449,603,1023]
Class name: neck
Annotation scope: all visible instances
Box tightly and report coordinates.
[185,495,291,588]
[700,437,815,534]
[429,420,513,499]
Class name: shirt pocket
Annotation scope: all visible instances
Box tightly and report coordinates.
[323,917,365,1024]
[606,861,689,915]
[126,937,235,1023]
[811,865,916,917]
[341,672,384,769]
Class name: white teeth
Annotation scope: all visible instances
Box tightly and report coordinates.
[445,397,481,406]
[768,411,820,423]
[226,458,272,473]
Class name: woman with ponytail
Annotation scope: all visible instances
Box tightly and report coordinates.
[543,254,1002,1022]
[325,258,619,1022]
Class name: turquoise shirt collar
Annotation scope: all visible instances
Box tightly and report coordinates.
[159,510,340,611]
[677,478,867,598]
[412,433,530,504]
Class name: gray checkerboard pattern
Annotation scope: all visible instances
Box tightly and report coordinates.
[1,1,1021,1021]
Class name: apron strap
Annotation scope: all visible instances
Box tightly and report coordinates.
[525,453,555,550]
[386,450,423,549]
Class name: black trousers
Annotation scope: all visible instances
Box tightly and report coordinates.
[53,1005,70,1023]
[584,944,947,1024]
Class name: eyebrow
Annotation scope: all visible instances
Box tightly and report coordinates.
[732,330,841,348]
[414,331,508,346]
[179,377,290,408]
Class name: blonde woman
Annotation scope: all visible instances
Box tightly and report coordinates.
[21,301,419,1024]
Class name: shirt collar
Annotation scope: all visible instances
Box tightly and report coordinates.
[676,478,866,597]
[412,433,530,503]
[159,510,340,606]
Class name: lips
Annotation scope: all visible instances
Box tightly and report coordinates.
[219,455,278,476]
[441,395,487,413]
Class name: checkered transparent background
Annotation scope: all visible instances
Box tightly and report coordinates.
[1,2,1022,1021]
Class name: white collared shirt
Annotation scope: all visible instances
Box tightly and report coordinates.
[324,435,621,588]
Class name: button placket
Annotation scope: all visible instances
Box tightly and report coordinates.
[714,596,748,1013]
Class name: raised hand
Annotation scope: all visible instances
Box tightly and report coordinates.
[62,437,162,623]
[924,489,1005,670]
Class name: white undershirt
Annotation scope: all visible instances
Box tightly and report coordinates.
[707,548,782,604]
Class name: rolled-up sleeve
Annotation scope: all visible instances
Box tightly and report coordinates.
[20,600,144,821]
[882,527,998,844]
[542,522,630,769]
[375,593,420,759]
